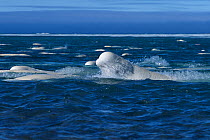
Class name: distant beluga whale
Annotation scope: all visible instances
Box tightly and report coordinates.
[96,52,171,80]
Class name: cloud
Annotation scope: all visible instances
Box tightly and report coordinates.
[110,1,169,5]
[11,5,88,10]
[1,0,210,12]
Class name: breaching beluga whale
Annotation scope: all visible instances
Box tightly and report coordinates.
[96,52,171,80]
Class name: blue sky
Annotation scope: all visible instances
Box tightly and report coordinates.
[0,0,210,33]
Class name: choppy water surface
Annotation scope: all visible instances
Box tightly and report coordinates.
[0,35,209,139]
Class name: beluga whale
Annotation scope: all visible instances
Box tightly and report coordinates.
[0,66,66,81]
[96,52,171,80]
[0,66,57,74]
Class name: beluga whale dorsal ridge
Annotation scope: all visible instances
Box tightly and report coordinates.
[96,52,171,80]
[10,66,37,71]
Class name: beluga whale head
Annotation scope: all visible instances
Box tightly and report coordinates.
[96,52,134,78]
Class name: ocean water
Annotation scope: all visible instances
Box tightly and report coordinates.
[0,34,209,139]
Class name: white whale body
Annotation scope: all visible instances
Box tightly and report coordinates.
[0,66,56,74]
[14,74,66,81]
[96,52,171,80]
[0,66,65,81]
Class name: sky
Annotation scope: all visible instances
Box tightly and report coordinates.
[0,0,210,34]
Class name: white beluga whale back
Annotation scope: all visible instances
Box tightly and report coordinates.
[10,66,37,71]
[0,66,65,81]
[0,66,57,74]
[13,74,66,81]
[96,52,170,80]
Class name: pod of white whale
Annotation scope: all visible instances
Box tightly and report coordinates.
[1,52,171,81]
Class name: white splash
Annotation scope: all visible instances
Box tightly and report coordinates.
[137,56,170,67]
[162,70,210,81]
[0,72,30,79]
[55,67,84,75]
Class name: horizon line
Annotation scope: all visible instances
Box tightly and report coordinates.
[0,33,210,37]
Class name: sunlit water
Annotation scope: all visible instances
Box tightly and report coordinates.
[0,35,209,139]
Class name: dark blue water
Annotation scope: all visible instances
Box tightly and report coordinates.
[0,35,209,139]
